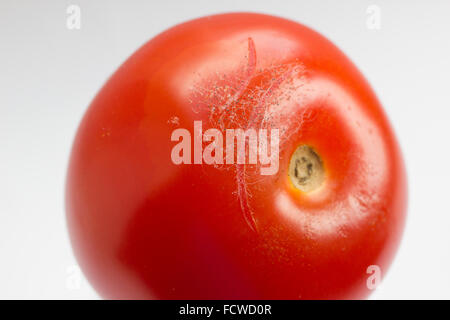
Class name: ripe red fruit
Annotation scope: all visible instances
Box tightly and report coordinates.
[66,13,407,299]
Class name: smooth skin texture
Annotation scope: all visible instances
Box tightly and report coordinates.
[66,13,407,299]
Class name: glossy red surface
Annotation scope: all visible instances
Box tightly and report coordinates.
[66,13,407,299]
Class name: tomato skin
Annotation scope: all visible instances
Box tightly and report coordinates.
[66,13,407,299]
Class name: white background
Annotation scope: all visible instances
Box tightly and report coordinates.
[1,0,449,299]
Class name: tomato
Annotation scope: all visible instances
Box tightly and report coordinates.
[66,13,407,299]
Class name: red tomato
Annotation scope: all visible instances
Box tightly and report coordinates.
[66,13,407,299]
